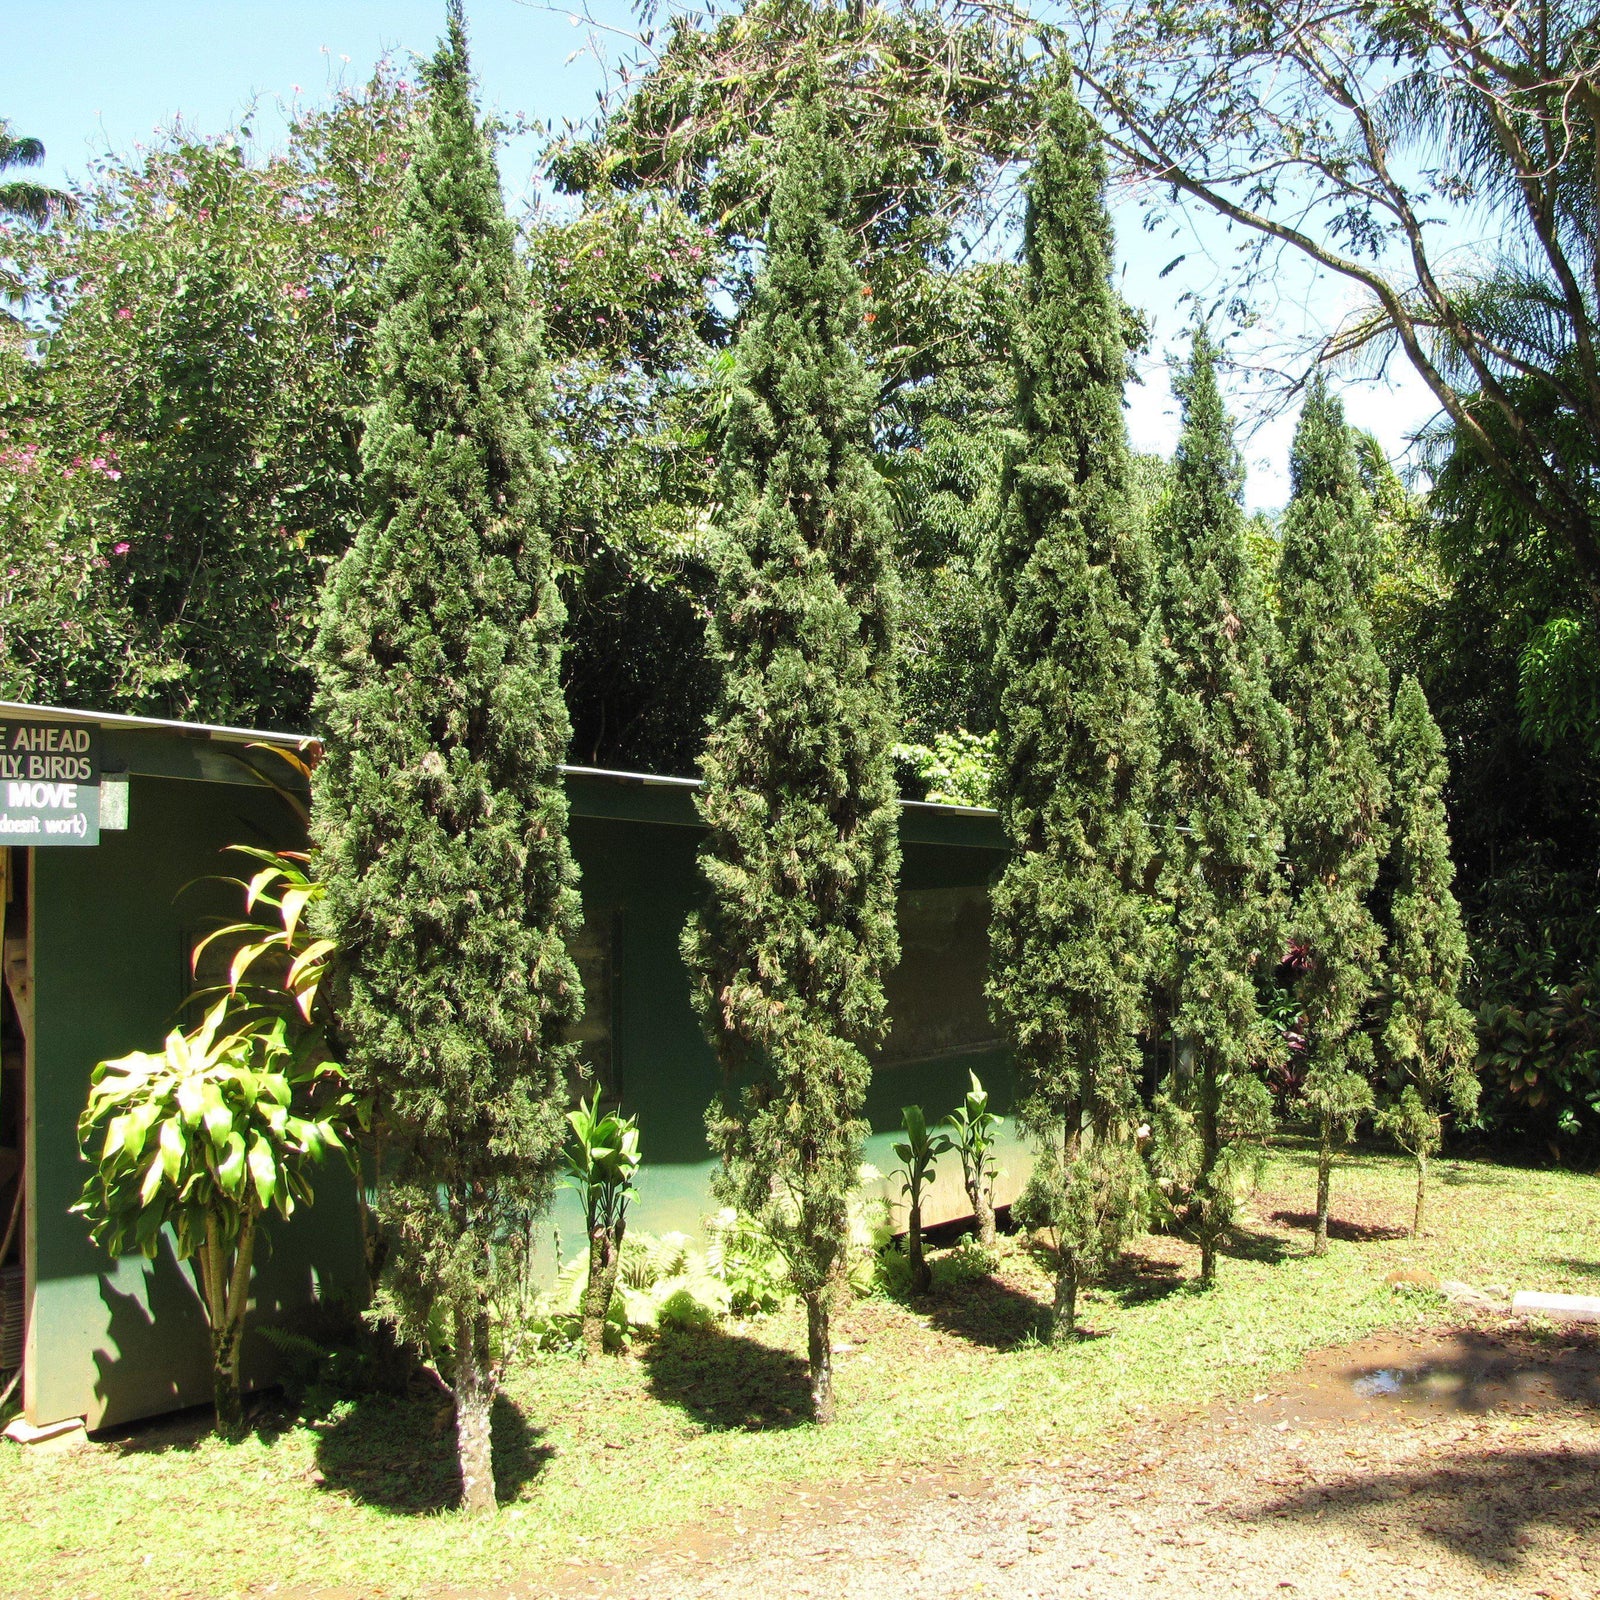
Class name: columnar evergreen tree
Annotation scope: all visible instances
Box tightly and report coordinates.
[309,4,582,1513]
[1377,674,1478,1237]
[1276,378,1390,1256]
[1154,330,1289,1287]
[682,79,900,1426]
[987,74,1156,1341]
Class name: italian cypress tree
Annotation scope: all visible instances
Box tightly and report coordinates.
[1377,674,1478,1237]
[310,4,581,1513]
[988,75,1156,1341]
[1154,330,1289,1287]
[1276,378,1390,1257]
[682,79,899,1425]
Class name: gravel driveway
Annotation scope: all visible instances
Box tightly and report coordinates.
[540,1323,1600,1600]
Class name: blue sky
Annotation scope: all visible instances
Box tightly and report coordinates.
[6,0,1440,506]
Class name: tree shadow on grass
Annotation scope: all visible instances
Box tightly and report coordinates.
[923,1270,1051,1350]
[314,1388,549,1512]
[1269,1210,1408,1244]
[1254,1446,1600,1569]
[1542,1256,1600,1283]
[642,1323,812,1431]
[95,1392,301,1456]
[1101,1248,1188,1308]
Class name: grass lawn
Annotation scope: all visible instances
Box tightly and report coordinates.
[3,1139,1597,1599]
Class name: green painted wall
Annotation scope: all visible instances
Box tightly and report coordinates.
[24,737,1015,1429]
[549,812,1017,1250]
[28,772,366,1430]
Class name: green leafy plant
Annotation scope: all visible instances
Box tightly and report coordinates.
[565,1094,642,1356]
[532,1229,730,1351]
[893,1106,951,1295]
[893,729,996,807]
[191,845,334,1024]
[73,1003,352,1434]
[704,1207,790,1316]
[943,1071,1003,1247]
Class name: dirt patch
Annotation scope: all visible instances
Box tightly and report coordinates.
[533,1324,1600,1600]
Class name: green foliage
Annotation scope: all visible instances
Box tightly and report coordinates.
[1379,676,1478,1128]
[550,0,1037,393]
[705,1206,791,1317]
[893,1105,951,1294]
[986,71,1155,1338]
[682,78,900,1422]
[1275,377,1390,1251]
[1015,1134,1148,1330]
[1517,614,1600,755]
[893,729,995,806]
[0,71,418,724]
[1152,330,1288,1285]
[529,197,728,774]
[0,119,69,233]
[73,1000,352,1431]
[943,1070,1003,1247]
[565,1095,641,1240]
[534,1230,732,1351]
[1475,963,1600,1143]
[565,1094,642,1356]
[309,11,580,1511]
[191,842,334,1026]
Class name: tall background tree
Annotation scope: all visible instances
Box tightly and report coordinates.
[1276,379,1391,1255]
[1058,0,1600,621]
[1,118,72,320]
[987,74,1155,1340]
[682,76,901,1425]
[1153,330,1288,1287]
[1377,674,1479,1235]
[310,6,581,1512]
[0,76,417,723]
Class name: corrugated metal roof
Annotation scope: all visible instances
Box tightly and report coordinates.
[0,700,1000,819]
[0,699,311,748]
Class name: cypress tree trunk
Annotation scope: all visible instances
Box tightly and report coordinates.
[1052,1252,1079,1342]
[311,4,582,1510]
[988,70,1155,1335]
[1197,1069,1220,1288]
[453,1306,496,1517]
[683,76,899,1427]
[1413,1151,1427,1239]
[805,1292,835,1424]
[1314,1124,1333,1256]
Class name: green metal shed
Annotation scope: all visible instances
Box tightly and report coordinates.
[0,700,1016,1433]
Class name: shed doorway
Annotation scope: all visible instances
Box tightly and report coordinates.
[0,846,31,1414]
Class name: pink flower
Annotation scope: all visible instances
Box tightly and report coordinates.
[687,245,703,260]
[116,307,133,320]
[648,270,662,282]
[112,541,131,556]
